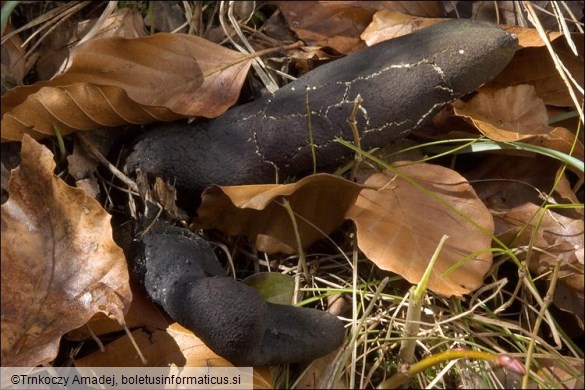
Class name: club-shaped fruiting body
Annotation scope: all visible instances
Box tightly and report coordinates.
[132,224,345,366]
[125,20,518,196]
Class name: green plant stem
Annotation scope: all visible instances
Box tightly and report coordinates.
[398,235,449,365]
[333,277,390,386]
[348,94,363,181]
[424,140,584,173]
[281,198,310,283]
[305,90,317,174]
[350,231,359,389]
[521,259,562,389]
[1,1,19,34]
[148,1,155,35]
[53,125,66,163]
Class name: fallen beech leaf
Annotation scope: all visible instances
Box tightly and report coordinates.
[0,135,131,366]
[296,347,346,389]
[452,84,551,142]
[67,283,168,341]
[501,204,584,292]
[1,24,33,88]
[360,10,442,46]
[489,29,583,107]
[346,163,494,296]
[148,1,187,33]
[35,7,147,81]
[1,33,254,141]
[535,357,584,389]
[194,173,363,254]
[525,126,585,164]
[82,6,147,40]
[276,1,440,53]
[75,324,272,388]
[75,323,230,367]
[503,25,564,49]
[466,155,584,315]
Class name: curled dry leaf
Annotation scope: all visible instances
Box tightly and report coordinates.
[1,33,254,141]
[67,283,168,341]
[535,357,585,389]
[452,84,551,142]
[276,1,440,53]
[0,135,131,366]
[466,155,584,316]
[346,163,494,296]
[527,126,584,168]
[74,323,272,388]
[194,173,363,254]
[1,24,33,89]
[36,7,148,81]
[503,25,564,49]
[296,347,346,389]
[489,28,583,107]
[195,167,493,296]
[75,323,230,367]
[502,204,584,293]
[360,10,442,46]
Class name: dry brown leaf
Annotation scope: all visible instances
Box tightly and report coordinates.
[503,25,564,49]
[35,7,147,81]
[67,283,169,341]
[535,357,584,389]
[0,134,131,366]
[452,84,551,142]
[147,1,187,33]
[346,163,494,296]
[296,347,346,389]
[1,33,254,141]
[466,155,584,315]
[489,29,583,107]
[525,126,585,163]
[360,10,443,46]
[433,91,583,164]
[500,203,584,292]
[275,1,441,54]
[75,323,272,388]
[1,24,34,89]
[194,173,363,254]
[86,6,147,39]
[75,323,230,367]
[286,46,340,74]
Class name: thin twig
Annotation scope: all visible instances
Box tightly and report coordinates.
[76,132,139,193]
[522,259,562,388]
[306,89,317,174]
[523,1,584,123]
[280,198,310,294]
[348,94,364,182]
[398,235,449,365]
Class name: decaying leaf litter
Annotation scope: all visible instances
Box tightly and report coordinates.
[1,1,583,389]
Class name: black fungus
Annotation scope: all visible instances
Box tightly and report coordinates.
[132,224,345,366]
[125,20,518,195]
